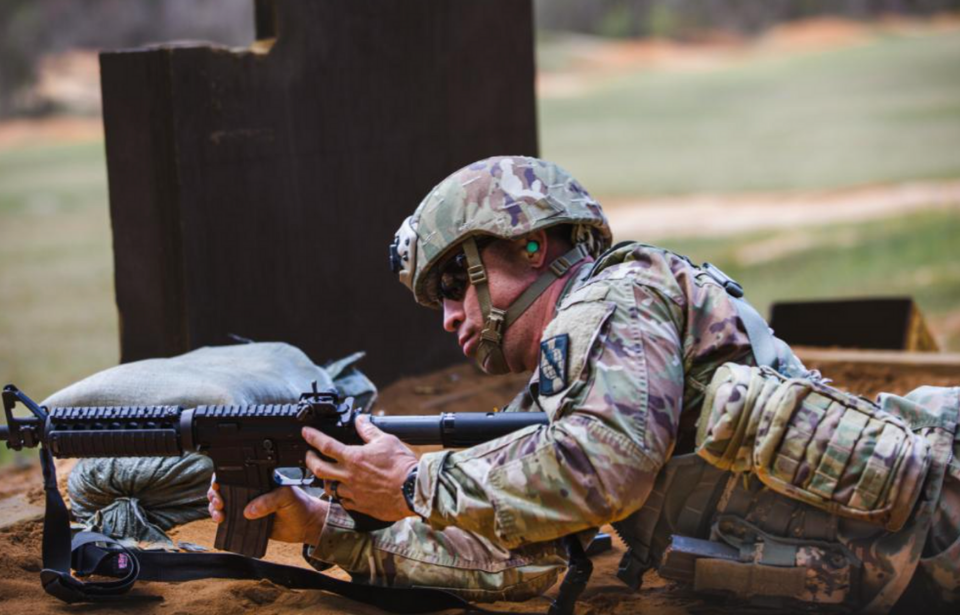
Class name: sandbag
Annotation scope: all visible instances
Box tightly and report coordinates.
[43,343,376,545]
[67,454,214,545]
[323,351,378,412]
[44,342,339,408]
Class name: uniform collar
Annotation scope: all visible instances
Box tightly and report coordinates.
[551,260,596,314]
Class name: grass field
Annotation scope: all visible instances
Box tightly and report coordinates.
[0,140,117,465]
[0,141,117,418]
[539,29,960,196]
[654,209,960,349]
[1,26,959,466]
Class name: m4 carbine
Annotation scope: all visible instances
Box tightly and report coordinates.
[1,383,548,558]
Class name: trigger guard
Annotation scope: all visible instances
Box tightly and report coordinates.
[273,468,316,487]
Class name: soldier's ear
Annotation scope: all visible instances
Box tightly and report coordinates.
[521,230,549,268]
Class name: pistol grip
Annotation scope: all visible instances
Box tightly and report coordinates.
[215,484,273,558]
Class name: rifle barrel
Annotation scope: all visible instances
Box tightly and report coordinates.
[372,412,549,447]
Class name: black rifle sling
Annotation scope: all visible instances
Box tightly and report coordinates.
[70,539,486,613]
[39,447,147,602]
[35,448,490,613]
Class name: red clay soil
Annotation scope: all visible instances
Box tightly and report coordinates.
[0,359,956,615]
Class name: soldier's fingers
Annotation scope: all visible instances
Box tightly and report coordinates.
[207,482,223,503]
[354,415,384,444]
[302,427,349,461]
[208,501,224,524]
[245,487,294,520]
[306,450,350,482]
[208,490,224,510]
[334,483,355,502]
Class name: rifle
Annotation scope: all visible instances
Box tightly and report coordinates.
[1,383,548,558]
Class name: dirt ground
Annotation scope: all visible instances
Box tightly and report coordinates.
[1,354,957,615]
[603,180,960,242]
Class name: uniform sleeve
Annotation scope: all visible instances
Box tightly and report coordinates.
[500,384,538,413]
[412,278,686,549]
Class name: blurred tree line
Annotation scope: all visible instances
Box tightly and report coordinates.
[1,0,958,117]
[0,0,252,117]
[535,0,960,38]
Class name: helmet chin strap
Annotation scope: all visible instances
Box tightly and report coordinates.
[461,238,589,375]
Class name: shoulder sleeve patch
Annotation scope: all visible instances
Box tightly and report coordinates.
[537,298,616,418]
[539,334,569,396]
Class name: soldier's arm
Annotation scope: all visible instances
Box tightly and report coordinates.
[411,279,685,549]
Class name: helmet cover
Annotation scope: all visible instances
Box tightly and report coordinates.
[391,155,612,308]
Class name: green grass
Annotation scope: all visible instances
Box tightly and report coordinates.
[0,141,118,404]
[540,30,960,196]
[0,142,108,213]
[651,209,960,349]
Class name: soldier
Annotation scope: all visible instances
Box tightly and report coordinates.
[209,156,959,612]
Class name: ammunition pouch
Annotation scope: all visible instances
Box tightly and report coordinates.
[662,516,860,608]
[613,455,729,590]
[612,364,959,612]
[697,363,930,532]
[620,461,865,611]
[669,475,865,611]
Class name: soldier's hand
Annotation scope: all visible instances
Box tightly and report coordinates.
[207,475,328,545]
[303,416,419,522]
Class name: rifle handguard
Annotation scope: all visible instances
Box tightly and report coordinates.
[46,406,183,457]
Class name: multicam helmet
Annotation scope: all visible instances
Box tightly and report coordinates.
[390,156,612,374]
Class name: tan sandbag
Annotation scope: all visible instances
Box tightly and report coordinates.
[43,342,337,409]
[43,343,375,545]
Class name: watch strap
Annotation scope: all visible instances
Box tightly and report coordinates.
[402,465,419,513]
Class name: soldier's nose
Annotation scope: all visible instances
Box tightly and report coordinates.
[442,298,464,333]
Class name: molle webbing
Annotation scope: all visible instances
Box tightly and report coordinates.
[613,454,729,590]
[697,363,931,532]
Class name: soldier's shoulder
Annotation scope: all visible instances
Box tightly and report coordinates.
[551,246,690,329]
[537,269,666,401]
[588,243,689,305]
[536,278,616,402]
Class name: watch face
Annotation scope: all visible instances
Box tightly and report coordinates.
[403,467,419,512]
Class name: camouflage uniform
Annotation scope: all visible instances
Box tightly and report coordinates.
[308,156,960,610]
[662,364,960,611]
[310,242,759,598]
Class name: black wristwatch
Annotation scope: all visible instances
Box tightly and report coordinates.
[401,465,419,513]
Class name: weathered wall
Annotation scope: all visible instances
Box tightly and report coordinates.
[100,0,538,385]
